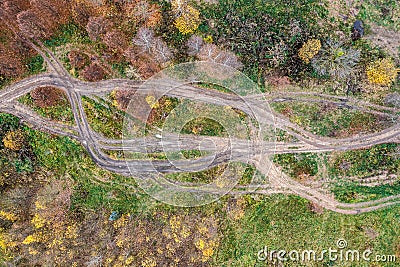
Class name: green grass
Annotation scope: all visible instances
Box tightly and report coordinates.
[18,94,74,124]
[332,181,400,203]
[273,153,319,179]
[43,23,91,48]
[82,96,125,139]
[2,114,400,267]
[199,0,329,80]
[358,0,399,31]
[215,194,400,266]
[329,143,399,177]
[25,55,45,75]
[328,143,399,203]
[112,62,131,78]
[106,149,210,161]
[165,164,227,184]
[271,101,389,138]
[27,129,83,173]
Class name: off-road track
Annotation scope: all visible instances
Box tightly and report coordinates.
[1,26,400,214]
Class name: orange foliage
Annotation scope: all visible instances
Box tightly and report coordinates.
[102,30,129,53]
[81,62,106,82]
[68,50,90,70]
[30,86,67,108]
[124,46,161,79]
[86,16,112,42]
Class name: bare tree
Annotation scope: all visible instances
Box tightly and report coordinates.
[132,27,172,64]
[197,43,243,69]
[16,10,50,39]
[132,27,155,53]
[186,35,204,56]
[86,16,111,42]
[153,38,172,64]
[102,29,129,52]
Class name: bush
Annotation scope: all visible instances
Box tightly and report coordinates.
[311,39,360,80]
[366,58,398,87]
[200,0,329,78]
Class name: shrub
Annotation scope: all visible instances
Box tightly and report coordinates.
[86,16,111,42]
[311,40,360,79]
[298,39,321,64]
[81,63,106,82]
[3,130,25,151]
[171,0,201,34]
[366,58,398,87]
[30,86,67,108]
[68,50,90,70]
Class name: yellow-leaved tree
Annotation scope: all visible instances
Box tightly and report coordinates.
[3,130,25,151]
[366,58,399,87]
[171,0,201,34]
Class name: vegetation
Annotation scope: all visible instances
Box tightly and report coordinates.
[274,153,319,179]
[82,96,124,139]
[366,58,399,87]
[18,93,74,125]
[171,0,201,34]
[271,101,389,138]
[329,143,399,178]
[298,39,322,64]
[1,0,400,265]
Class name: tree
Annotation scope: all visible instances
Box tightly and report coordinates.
[197,43,243,69]
[298,39,321,64]
[124,0,161,27]
[68,50,90,70]
[1,0,30,18]
[366,58,399,87]
[113,90,136,111]
[71,0,99,28]
[124,46,161,79]
[171,0,201,34]
[30,0,70,27]
[30,86,67,108]
[0,44,25,79]
[311,40,360,80]
[186,35,204,56]
[132,27,172,64]
[3,130,25,151]
[16,10,50,39]
[81,62,106,81]
[132,27,155,53]
[152,38,172,64]
[102,30,129,53]
[86,16,111,42]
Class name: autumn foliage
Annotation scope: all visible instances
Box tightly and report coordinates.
[171,0,201,34]
[67,50,90,70]
[2,130,25,151]
[81,62,106,82]
[30,86,67,108]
